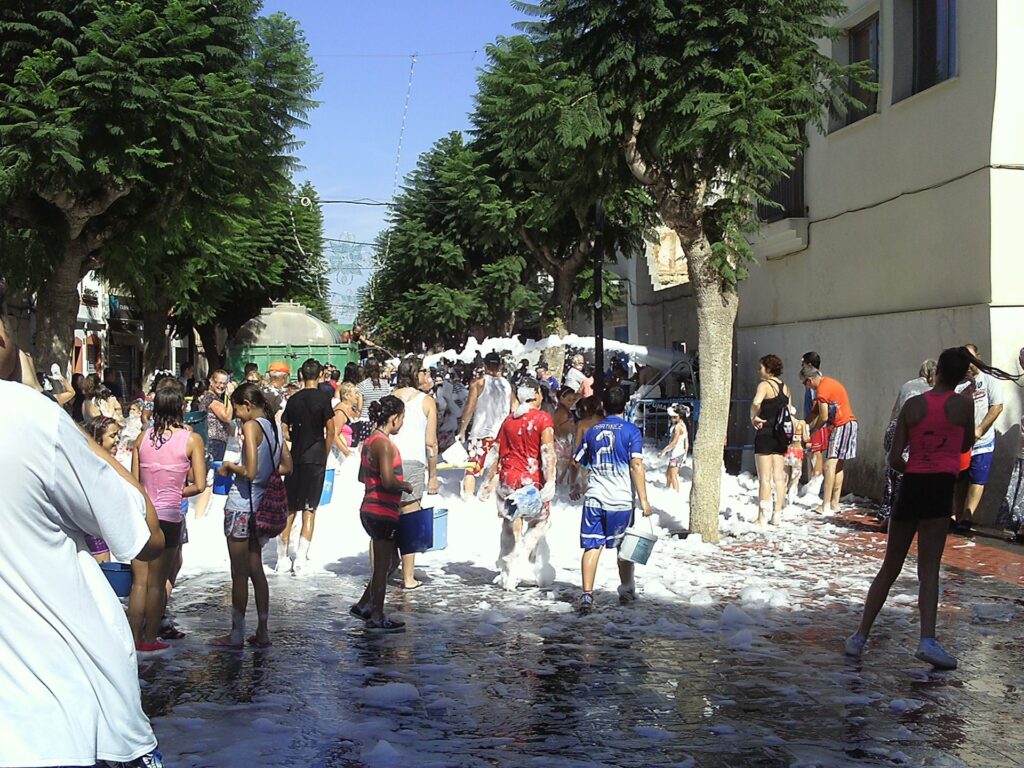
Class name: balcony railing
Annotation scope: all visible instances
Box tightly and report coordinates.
[757,155,805,223]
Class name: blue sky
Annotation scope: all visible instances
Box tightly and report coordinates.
[261,0,526,320]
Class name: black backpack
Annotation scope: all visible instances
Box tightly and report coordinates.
[771,382,795,444]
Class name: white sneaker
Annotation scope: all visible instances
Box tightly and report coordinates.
[844,633,866,657]
[915,638,957,670]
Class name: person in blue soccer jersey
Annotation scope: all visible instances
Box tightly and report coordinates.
[571,385,652,614]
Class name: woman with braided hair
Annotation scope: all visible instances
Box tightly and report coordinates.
[352,395,413,632]
[130,380,206,652]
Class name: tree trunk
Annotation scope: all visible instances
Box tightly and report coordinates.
[684,236,739,544]
[141,302,172,379]
[543,266,576,381]
[32,247,85,370]
[196,323,224,373]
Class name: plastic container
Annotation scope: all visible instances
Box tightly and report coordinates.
[426,508,448,552]
[100,562,133,598]
[398,507,434,554]
[211,462,233,495]
[618,518,658,565]
[319,468,335,506]
[441,441,470,466]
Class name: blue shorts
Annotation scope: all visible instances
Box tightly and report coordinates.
[581,504,633,550]
[962,451,993,485]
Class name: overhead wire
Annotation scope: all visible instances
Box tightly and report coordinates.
[382,54,418,265]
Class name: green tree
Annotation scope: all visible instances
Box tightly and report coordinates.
[0,3,318,368]
[527,0,866,541]
[361,132,542,351]
[113,178,330,375]
[471,34,651,375]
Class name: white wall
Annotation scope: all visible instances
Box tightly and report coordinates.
[736,304,993,495]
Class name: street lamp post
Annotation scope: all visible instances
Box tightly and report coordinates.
[593,200,605,396]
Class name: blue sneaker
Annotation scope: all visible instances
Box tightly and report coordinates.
[844,633,866,658]
[916,638,957,670]
[578,592,595,615]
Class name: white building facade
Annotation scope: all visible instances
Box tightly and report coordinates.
[618,0,1023,522]
[738,0,1024,521]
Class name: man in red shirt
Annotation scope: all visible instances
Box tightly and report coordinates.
[806,368,858,515]
[482,378,557,591]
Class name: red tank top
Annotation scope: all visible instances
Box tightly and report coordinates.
[905,390,965,476]
[359,431,404,519]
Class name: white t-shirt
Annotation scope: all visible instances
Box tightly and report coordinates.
[956,372,1005,455]
[0,382,156,767]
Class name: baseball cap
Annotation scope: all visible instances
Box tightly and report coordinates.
[268,361,291,374]
[483,351,501,367]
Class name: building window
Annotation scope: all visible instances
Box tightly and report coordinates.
[844,15,880,126]
[914,0,957,92]
[757,155,805,223]
[894,0,957,101]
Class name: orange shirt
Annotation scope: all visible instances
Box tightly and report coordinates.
[815,376,856,426]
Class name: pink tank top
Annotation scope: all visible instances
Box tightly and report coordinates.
[138,428,192,522]
[905,391,964,476]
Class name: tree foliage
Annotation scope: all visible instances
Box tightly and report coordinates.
[520,0,866,282]
[0,2,320,365]
[519,0,868,542]
[361,132,542,351]
[470,34,652,332]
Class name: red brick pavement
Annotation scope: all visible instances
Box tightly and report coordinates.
[835,507,1024,587]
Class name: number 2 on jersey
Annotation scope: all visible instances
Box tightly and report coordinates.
[594,429,616,465]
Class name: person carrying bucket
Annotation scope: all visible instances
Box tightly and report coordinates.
[389,357,440,590]
[481,378,557,591]
[571,385,652,614]
[352,396,413,632]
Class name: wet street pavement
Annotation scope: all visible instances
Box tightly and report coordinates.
[141,501,1024,768]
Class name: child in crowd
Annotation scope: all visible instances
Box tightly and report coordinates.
[352,396,412,632]
[659,405,689,492]
[81,416,122,563]
[784,406,809,502]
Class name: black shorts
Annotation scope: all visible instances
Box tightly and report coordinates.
[159,519,184,548]
[360,511,399,542]
[892,472,956,521]
[754,431,788,456]
[286,463,327,512]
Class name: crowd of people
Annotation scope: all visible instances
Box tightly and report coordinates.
[4,260,1024,766]
[745,344,1022,670]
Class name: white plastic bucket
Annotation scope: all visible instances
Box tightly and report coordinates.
[441,441,470,466]
[619,519,658,565]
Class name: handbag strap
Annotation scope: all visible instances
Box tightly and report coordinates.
[247,419,279,510]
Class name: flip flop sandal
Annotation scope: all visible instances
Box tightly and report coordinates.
[349,604,371,619]
[400,581,423,591]
[158,626,186,640]
[365,617,406,633]
[246,635,273,648]
[208,636,244,650]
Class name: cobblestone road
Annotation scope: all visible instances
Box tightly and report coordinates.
[140,506,1023,768]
